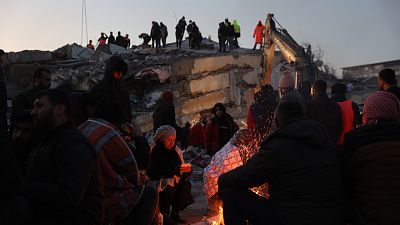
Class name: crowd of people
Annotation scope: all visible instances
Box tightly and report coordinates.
[84,16,249,52]
[214,68,400,225]
[1,28,400,224]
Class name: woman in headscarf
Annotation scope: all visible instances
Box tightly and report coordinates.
[148,125,193,224]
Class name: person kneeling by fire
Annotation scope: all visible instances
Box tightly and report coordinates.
[148,125,194,225]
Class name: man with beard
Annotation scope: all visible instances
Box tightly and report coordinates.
[15,89,103,225]
[11,68,52,123]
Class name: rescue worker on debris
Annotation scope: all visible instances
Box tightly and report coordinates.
[97,32,108,46]
[108,31,116,45]
[150,21,161,48]
[160,22,168,47]
[139,33,151,47]
[116,31,124,47]
[86,40,94,50]
[253,20,265,50]
[186,20,194,47]
[175,17,186,49]
[232,19,241,48]
[123,34,130,49]
[218,22,227,52]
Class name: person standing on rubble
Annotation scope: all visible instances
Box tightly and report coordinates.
[150,21,161,48]
[226,21,235,51]
[86,40,94,50]
[232,20,241,48]
[205,103,239,156]
[186,20,194,47]
[160,22,168,48]
[116,31,124,47]
[97,32,108,46]
[175,16,186,49]
[190,22,202,49]
[218,22,227,52]
[253,20,265,50]
[91,56,132,124]
[108,31,116,45]
[123,34,131,49]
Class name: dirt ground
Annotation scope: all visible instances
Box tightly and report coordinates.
[179,181,210,225]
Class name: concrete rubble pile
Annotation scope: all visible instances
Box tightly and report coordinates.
[3,40,263,133]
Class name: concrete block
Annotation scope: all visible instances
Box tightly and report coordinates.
[171,58,194,76]
[191,54,261,74]
[189,73,229,95]
[3,50,53,64]
[182,91,227,115]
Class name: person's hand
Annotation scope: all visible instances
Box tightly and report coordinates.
[180,163,192,173]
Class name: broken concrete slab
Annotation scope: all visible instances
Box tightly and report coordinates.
[189,73,230,95]
[3,50,53,64]
[182,91,228,115]
[191,54,261,74]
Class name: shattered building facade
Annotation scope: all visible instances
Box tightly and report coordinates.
[3,40,264,133]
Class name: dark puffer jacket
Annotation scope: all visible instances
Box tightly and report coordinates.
[343,122,400,225]
[219,119,344,225]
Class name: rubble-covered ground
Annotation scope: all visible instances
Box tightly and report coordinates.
[4,39,263,133]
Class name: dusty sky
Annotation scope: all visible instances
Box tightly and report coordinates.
[1,0,399,76]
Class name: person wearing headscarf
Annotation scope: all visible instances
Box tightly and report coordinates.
[205,103,239,156]
[343,91,400,225]
[148,125,193,224]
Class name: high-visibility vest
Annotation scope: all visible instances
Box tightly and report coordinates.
[337,99,354,144]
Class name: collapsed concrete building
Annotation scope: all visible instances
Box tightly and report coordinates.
[3,40,263,133]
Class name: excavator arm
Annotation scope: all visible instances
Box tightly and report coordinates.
[261,13,316,86]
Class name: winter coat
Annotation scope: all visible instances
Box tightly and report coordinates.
[153,100,180,142]
[108,35,116,44]
[307,95,343,143]
[188,122,205,146]
[253,24,265,44]
[11,86,48,122]
[219,119,344,225]
[148,143,182,180]
[233,20,241,37]
[79,118,140,224]
[205,114,239,156]
[91,76,132,124]
[343,122,400,225]
[22,122,103,225]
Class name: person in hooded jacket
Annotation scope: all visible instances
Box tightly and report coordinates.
[218,101,344,225]
[253,20,265,50]
[205,103,239,156]
[91,55,132,124]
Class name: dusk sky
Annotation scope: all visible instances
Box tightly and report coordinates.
[1,0,399,76]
